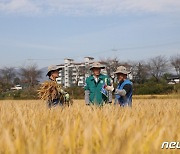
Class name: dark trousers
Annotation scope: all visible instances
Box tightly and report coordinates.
[47,99,63,108]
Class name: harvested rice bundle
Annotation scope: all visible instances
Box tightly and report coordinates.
[38,80,58,101]
[38,81,73,107]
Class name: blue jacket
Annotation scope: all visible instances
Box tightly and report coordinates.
[115,79,133,107]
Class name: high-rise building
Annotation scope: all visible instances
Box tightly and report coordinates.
[56,57,99,87]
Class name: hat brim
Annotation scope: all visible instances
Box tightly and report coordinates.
[90,66,105,70]
[46,67,62,76]
[114,71,131,75]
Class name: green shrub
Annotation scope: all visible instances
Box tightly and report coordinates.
[0,87,39,100]
[134,82,174,95]
[65,86,84,99]
[174,84,180,93]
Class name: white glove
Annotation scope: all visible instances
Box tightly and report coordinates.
[65,93,70,101]
[105,85,114,92]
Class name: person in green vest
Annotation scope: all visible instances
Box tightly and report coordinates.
[84,62,114,106]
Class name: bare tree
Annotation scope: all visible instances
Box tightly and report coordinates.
[0,67,16,84]
[19,64,42,87]
[13,77,21,85]
[0,67,16,91]
[147,55,169,82]
[100,57,120,77]
[170,54,180,76]
[129,61,149,84]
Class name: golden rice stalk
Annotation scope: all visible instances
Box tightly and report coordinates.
[38,81,58,101]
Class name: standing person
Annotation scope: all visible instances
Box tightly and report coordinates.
[114,66,133,107]
[39,65,70,108]
[84,62,114,106]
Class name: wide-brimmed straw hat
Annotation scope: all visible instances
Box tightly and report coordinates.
[114,66,131,75]
[46,65,62,76]
[90,62,105,70]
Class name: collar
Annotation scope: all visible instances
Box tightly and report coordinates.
[118,79,126,85]
[90,74,103,81]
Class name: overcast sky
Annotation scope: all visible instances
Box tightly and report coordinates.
[0,0,180,68]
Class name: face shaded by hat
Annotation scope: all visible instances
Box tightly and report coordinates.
[46,65,62,76]
[90,62,105,70]
[114,66,131,75]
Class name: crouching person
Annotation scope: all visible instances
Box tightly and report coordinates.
[114,66,133,107]
[84,62,113,106]
[39,65,71,108]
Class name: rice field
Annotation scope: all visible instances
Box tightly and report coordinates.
[0,98,179,154]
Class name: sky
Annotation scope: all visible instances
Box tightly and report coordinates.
[0,0,180,68]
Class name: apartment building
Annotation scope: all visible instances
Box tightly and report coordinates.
[56,57,96,87]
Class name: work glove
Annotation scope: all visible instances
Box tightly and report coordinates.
[105,85,114,92]
[64,93,70,101]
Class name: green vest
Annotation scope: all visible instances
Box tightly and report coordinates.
[84,74,111,105]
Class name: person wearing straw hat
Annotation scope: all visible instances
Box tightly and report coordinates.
[46,65,62,80]
[84,62,113,106]
[114,66,133,107]
[39,65,70,108]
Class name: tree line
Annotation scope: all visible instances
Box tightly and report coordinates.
[0,54,179,99]
[100,54,180,95]
[0,64,42,99]
[101,54,180,83]
[0,64,42,92]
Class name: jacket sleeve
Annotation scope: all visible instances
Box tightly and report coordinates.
[115,89,127,96]
[108,91,112,103]
[85,90,90,105]
[84,78,90,105]
[107,77,113,103]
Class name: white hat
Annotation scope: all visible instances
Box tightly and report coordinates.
[114,66,131,75]
[46,65,62,76]
[90,62,105,70]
